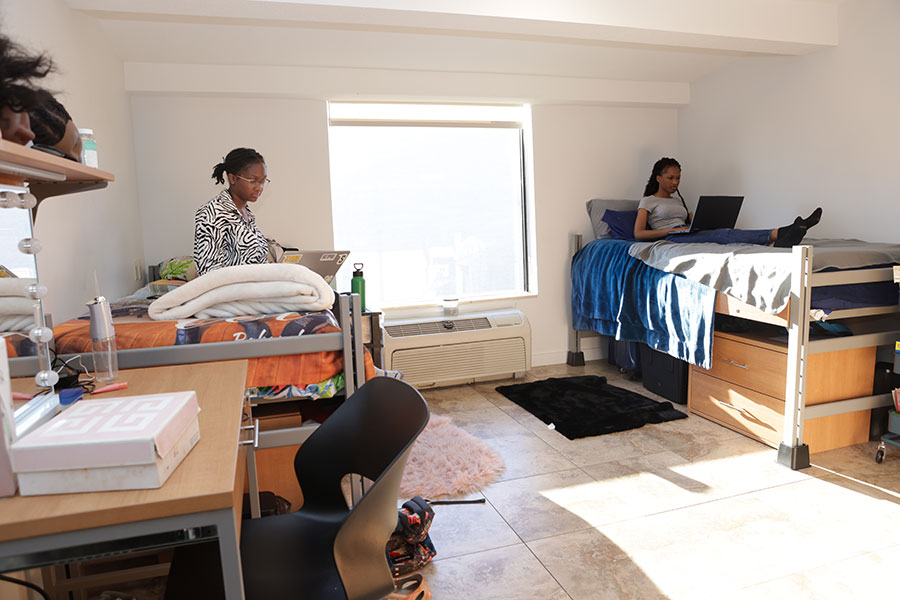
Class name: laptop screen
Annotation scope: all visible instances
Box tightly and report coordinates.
[280,250,350,283]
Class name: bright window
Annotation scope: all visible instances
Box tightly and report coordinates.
[328,103,533,309]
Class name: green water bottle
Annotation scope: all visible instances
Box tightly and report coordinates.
[351,263,366,312]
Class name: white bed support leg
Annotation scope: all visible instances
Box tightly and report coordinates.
[778,244,813,470]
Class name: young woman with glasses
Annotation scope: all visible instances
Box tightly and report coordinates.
[193,147,273,275]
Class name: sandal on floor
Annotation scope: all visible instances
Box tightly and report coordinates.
[387,574,431,600]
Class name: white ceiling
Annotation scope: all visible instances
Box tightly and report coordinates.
[68,0,842,104]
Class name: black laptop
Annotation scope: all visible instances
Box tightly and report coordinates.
[673,195,744,234]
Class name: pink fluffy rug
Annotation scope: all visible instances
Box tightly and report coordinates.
[399,415,505,499]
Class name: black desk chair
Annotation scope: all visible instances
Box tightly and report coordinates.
[239,377,430,600]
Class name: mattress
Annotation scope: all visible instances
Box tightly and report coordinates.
[627,238,900,315]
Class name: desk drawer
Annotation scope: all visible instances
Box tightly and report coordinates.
[705,336,786,398]
[689,371,783,447]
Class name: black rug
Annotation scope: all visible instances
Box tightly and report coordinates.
[495,375,687,440]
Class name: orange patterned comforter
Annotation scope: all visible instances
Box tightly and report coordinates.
[6,306,374,388]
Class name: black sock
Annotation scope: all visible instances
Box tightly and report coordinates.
[799,207,822,229]
[775,222,808,248]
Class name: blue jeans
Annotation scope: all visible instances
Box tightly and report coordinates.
[665,228,771,245]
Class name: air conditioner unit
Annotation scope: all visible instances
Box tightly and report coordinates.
[383,309,531,389]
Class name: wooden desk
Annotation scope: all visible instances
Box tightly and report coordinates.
[0,361,249,598]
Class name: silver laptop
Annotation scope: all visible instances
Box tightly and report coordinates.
[279,249,350,283]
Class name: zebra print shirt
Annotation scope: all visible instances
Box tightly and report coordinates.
[193,189,269,276]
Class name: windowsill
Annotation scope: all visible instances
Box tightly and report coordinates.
[382,290,538,322]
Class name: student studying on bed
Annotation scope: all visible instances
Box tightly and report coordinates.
[193,147,272,276]
[633,157,823,246]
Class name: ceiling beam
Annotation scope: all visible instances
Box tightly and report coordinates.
[69,0,838,55]
[123,62,691,107]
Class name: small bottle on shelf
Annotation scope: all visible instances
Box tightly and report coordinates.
[78,128,99,168]
[87,295,118,382]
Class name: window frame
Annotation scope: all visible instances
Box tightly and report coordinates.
[327,101,537,310]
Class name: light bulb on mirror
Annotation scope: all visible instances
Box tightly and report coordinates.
[0,191,17,208]
[17,193,37,210]
[35,369,59,388]
[18,237,42,254]
[28,325,54,344]
[25,283,48,299]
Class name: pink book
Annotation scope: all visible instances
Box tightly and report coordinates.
[11,391,200,473]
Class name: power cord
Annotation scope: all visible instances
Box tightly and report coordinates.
[0,573,51,600]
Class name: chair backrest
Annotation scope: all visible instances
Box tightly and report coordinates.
[294,377,429,600]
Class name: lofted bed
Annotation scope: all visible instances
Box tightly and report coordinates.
[569,199,900,470]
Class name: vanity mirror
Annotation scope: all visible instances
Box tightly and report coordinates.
[0,194,37,280]
[0,184,42,361]
[0,185,55,390]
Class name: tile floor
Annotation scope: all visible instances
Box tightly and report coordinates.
[417,360,900,600]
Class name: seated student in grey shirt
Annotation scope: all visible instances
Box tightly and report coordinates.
[634,157,821,247]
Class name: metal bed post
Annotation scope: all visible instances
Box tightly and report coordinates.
[350,293,366,392]
[778,244,813,470]
[567,233,586,366]
[338,293,357,397]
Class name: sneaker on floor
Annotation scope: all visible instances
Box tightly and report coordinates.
[374,366,405,380]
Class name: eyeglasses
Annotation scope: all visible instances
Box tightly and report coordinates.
[234,174,271,187]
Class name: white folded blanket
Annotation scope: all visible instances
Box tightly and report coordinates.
[0,315,34,332]
[148,263,336,320]
[0,278,36,297]
[0,297,36,316]
[0,278,37,331]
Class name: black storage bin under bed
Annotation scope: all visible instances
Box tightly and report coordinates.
[639,344,688,405]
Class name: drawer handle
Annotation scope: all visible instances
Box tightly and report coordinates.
[720,359,749,370]
[240,419,260,449]
[716,400,748,415]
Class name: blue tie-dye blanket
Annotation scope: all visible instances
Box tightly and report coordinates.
[571,238,716,369]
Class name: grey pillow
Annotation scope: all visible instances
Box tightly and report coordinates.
[586,199,641,239]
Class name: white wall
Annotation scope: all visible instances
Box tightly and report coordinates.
[678,0,899,243]
[131,96,677,366]
[0,0,143,321]
[525,105,678,364]
[131,96,334,265]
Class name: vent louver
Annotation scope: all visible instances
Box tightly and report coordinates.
[385,317,492,338]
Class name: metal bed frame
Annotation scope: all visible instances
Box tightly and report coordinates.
[9,293,366,394]
[567,233,900,469]
[9,292,367,515]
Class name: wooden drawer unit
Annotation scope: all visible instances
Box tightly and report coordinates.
[704,335,786,399]
[690,371,784,447]
[689,330,875,454]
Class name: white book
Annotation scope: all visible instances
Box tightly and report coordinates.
[11,391,200,472]
[16,417,200,496]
